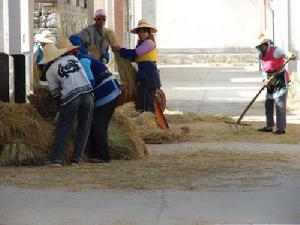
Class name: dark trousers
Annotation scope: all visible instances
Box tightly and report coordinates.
[137,80,155,113]
[51,93,94,163]
[265,92,287,130]
[89,97,118,160]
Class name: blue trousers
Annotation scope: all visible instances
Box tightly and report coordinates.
[51,93,94,163]
[265,92,287,130]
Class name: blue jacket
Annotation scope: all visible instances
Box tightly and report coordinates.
[76,52,121,107]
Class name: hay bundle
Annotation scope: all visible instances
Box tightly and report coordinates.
[0,102,54,165]
[116,103,186,144]
[27,86,59,120]
[104,29,137,96]
[135,112,184,144]
[108,110,148,160]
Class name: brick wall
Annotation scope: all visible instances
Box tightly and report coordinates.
[57,0,88,39]
[114,0,124,46]
[34,0,88,42]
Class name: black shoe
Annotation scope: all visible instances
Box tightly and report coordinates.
[89,158,110,163]
[89,158,104,163]
[71,160,80,167]
[274,129,285,135]
[258,127,273,132]
[46,161,63,167]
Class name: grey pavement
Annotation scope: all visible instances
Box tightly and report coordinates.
[159,66,265,116]
[1,178,300,225]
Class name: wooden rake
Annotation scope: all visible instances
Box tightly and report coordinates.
[225,57,292,127]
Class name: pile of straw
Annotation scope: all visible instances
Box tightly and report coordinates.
[27,86,59,120]
[0,102,54,166]
[117,103,186,144]
[108,110,148,159]
[104,29,137,97]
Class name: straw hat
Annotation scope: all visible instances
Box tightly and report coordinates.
[57,39,80,52]
[34,30,55,43]
[38,43,69,64]
[34,33,54,43]
[255,36,271,47]
[130,19,157,34]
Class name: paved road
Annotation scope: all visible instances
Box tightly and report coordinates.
[159,65,300,124]
[159,65,265,116]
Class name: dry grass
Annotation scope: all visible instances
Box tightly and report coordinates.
[164,112,300,145]
[0,102,55,165]
[108,111,148,159]
[117,103,187,144]
[0,102,148,166]
[0,149,299,191]
[116,103,300,145]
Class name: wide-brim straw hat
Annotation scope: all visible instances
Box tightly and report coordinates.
[255,36,271,47]
[34,33,54,43]
[57,39,80,52]
[130,19,157,34]
[39,43,69,64]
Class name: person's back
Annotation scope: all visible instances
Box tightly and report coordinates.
[76,52,121,107]
[40,43,94,166]
[46,54,93,106]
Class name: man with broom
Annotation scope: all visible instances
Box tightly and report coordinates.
[256,36,296,135]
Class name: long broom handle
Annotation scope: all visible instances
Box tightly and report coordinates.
[236,57,292,124]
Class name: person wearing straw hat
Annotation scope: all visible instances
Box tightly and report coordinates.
[39,43,94,166]
[255,36,296,135]
[76,8,109,64]
[111,19,161,112]
[60,38,121,163]
[33,31,55,86]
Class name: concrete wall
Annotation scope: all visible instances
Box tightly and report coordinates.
[271,0,299,75]
[270,0,300,108]
[155,0,261,51]
[0,0,3,52]
[142,0,156,28]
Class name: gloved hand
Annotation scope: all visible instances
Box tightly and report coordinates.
[287,53,297,60]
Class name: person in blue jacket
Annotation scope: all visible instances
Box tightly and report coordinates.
[64,37,121,163]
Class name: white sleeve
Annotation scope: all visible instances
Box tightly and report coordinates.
[274,47,285,58]
[46,65,61,98]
